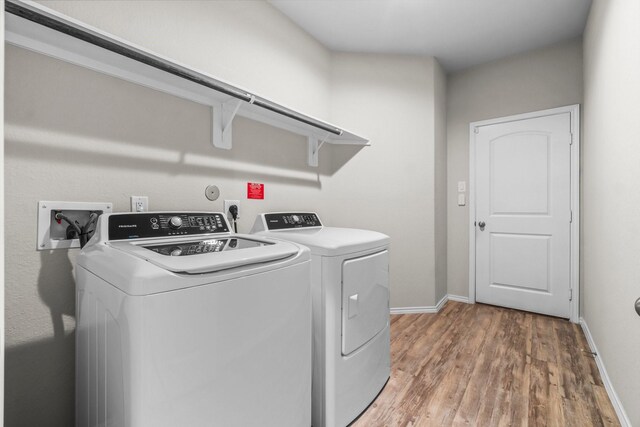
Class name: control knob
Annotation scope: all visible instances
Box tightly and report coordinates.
[168,216,183,229]
[291,215,302,224]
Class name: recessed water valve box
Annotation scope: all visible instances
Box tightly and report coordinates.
[37,201,113,250]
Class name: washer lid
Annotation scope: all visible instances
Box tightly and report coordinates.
[262,227,389,256]
[109,236,299,274]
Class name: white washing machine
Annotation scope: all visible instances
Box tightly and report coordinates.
[76,212,312,427]
[252,213,390,427]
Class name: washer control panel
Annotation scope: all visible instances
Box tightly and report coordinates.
[263,213,322,230]
[109,213,229,240]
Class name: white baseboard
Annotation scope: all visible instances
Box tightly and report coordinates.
[390,294,469,315]
[434,294,448,311]
[579,318,631,427]
[390,306,439,314]
[447,294,469,304]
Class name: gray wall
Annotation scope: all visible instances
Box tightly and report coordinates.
[5,2,445,425]
[36,0,333,119]
[434,61,448,303]
[446,39,583,298]
[582,0,640,423]
[328,52,441,308]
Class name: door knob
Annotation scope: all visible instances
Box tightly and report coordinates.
[478,221,486,231]
[635,298,640,317]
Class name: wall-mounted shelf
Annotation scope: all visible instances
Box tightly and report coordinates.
[5,0,369,167]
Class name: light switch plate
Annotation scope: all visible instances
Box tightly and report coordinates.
[457,193,466,206]
[457,181,466,192]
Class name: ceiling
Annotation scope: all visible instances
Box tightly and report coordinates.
[268,0,592,72]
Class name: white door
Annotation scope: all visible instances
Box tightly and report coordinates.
[474,112,572,318]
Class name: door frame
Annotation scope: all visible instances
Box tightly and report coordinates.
[468,104,580,323]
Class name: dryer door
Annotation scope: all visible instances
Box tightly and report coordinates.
[341,250,389,355]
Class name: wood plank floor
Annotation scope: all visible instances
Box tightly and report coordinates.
[352,301,619,427]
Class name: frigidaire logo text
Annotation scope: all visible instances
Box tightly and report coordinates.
[118,224,137,228]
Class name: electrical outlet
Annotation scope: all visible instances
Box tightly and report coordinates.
[130,196,149,212]
[224,200,240,221]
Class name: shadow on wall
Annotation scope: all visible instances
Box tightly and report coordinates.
[5,45,364,185]
[5,333,76,427]
[4,251,77,427]
[38,251,76,338]
[4,117,364,188]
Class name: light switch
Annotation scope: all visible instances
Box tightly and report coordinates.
[457,181,466,192]
[457,193,466,206]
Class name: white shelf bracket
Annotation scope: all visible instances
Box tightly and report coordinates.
[212,98,243,149]
[308,133,330,167]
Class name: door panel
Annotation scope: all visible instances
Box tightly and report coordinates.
[341,250,389,356]
[491,133,549,214]
[491,233,550,293]
[475,113,571,318]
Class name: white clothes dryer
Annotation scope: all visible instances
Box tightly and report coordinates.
[76,212,312,427]
[251,213,390,427]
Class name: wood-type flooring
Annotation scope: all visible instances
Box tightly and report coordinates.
[352,301,619,427]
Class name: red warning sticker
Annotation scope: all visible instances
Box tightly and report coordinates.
[247,182,264,200]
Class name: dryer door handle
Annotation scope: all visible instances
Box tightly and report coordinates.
[348,294,359,319]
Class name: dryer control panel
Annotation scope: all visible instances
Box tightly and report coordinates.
[263,213,322,230]
[109,213,229,240]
